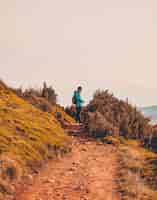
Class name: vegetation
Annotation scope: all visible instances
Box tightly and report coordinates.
[11,82,75,125]
[81,90,153,142]
[81,89,157,198]
[102,136,157,199]
[12,81,57,105]
[0,81,71,197]
[1,80,157,199]
[119,138,157,199]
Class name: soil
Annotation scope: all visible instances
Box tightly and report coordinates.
[14,125,120,200]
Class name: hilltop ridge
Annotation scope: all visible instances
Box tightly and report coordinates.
[141,106,157,124]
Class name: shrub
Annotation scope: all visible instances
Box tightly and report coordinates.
[12,81,57,105]
[11,82,75,125]
[82,90,152,140]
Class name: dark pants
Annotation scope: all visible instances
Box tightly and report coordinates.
[76,107,82,123]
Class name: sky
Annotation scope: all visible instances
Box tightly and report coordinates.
[0,0,157,106]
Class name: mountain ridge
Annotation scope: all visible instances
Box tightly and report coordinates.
[141,105,157,124]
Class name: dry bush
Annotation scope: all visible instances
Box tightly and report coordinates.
[65,106,76,119]
[146,125,157,152]
[11,82,75,125]
[12,81,57,105]
[52,105,75,125]
[83,111,118,138]
[23,95,52,113]
[11,87,53,113]
[42,82,57,105]
[82,90,152,141]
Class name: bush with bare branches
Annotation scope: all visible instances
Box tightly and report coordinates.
[81,90,152,140]
[13,82,57,105]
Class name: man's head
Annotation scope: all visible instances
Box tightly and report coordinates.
[77,86,82,93]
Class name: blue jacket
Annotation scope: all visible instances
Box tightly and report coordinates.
[74,91,84,107]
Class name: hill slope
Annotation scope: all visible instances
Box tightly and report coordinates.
[11,84,75,125]
[0,81,70,197]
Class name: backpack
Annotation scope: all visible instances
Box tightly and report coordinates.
[72,92,77,105]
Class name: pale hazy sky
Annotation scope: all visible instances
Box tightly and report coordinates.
[0,0,157,106]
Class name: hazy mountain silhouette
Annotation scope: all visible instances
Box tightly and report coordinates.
[141,106,157,124]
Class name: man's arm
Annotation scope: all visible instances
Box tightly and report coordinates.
[78,94,84,103]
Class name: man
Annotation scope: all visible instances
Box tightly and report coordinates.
[73,86,84,123]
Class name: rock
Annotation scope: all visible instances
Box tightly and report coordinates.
[81,148,87,152]
[23,174,34,185]
[43,178,55,184]
[0,180,15,195]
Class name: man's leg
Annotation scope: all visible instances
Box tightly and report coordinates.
[76,107,82,123]
[76,107,79,122]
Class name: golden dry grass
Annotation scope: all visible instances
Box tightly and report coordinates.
[117,138,157,200]
[0,81,71,197]
[11,82,75,125]
[51,104,75,124]
[13,89,75,125]
[102,135,157,199]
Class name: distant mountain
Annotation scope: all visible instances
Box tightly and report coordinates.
[141,106,157,124]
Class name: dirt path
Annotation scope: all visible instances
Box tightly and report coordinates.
[15,132,120,200]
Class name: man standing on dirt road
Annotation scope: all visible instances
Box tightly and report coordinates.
[73,86,84,123]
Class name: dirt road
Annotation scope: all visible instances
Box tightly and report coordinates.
[15,134,120,200]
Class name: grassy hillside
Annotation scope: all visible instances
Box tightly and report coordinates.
[0,81,71,197]
[11,83,75,125]
[51,104,75,124]
[104,136,157,200]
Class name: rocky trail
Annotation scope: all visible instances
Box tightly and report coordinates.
[14,124,120,200]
